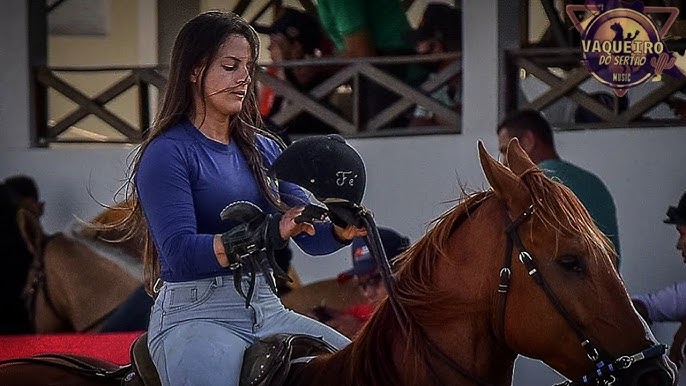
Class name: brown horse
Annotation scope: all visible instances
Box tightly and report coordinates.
[18,208,142,332]
[0,139,677,385]
[16,196,317,334]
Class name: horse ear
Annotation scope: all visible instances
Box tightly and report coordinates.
[478,141,531,212]
[505,137,539,178]
[16,208,45,257]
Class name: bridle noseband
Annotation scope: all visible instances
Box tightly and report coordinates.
[498,204,667,386]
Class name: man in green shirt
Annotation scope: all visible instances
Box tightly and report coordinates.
[316,0,413,57]
[316,0,424,128]
[497,109,621,265]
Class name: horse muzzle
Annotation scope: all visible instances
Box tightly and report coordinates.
[557,345,677,386]
[622,355,677,386]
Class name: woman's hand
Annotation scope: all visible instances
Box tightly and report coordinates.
[333,224,367,243]
[279,206,315,240]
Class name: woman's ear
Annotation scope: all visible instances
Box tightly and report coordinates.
[190,64,204,84]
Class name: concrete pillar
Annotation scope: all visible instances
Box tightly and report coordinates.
[157,0,199,66]
[460,0,498,137]
[0,0,31,148]
[461,0,519,137]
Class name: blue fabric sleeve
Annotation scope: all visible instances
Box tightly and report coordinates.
[632,280,686,323]
[136,140,222,277]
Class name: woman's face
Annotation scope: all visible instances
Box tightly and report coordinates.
[193,34,253,118]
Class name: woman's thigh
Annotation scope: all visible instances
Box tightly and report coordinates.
[147,277,256,386]
[259,306,350,350]
[150,320,250,386]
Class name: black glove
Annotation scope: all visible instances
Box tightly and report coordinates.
[219,201,288,269]
[219,201,291,305]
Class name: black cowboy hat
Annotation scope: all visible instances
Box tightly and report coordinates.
[665,191,686,225]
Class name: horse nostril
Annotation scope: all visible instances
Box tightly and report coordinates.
[635,368,674,386]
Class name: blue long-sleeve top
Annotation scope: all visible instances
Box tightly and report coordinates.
[135,119,346,282]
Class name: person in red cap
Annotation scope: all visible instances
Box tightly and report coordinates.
[632,190,686,367]
[312,227,410,338]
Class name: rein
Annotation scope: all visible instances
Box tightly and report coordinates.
[356,199,496,386]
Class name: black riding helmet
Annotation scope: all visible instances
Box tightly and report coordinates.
[268,135,366,205]
[268,135,366,227]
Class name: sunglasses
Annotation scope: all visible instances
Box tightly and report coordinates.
[357,273,383,291]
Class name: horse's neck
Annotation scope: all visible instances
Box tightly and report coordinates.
[41,234,140,332]
[65,221,143,276]
[294,305,515,386]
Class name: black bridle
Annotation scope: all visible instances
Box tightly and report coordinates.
[23,235,69,329]
[499,204,667,386]
[362,198,666,386]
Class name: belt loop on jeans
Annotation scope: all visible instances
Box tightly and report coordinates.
[215,276,223,287]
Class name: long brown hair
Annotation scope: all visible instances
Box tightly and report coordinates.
[114,11,285,294]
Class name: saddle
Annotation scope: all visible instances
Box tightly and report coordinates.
[130,333,336,386]
[128,333,336,386]
[0,333,334,386]
[240,333,337,386]
[127,333,336,386]
[124,333,161,386]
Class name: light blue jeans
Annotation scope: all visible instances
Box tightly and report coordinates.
[147,273,350,386]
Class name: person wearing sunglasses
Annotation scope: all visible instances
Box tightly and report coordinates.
[312,227,410,338]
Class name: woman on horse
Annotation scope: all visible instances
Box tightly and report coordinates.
[120,11,365,386]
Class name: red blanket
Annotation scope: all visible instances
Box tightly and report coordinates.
[0,332,143,365]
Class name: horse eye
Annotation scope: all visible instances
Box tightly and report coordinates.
[557,255,585,274]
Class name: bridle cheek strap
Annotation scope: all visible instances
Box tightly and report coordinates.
[500,204,668,386]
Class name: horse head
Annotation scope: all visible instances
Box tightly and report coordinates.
[477,138,676,385]
[18,208,142,333]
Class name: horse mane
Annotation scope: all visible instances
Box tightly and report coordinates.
[340,171,616,384]
[339,191,493,384]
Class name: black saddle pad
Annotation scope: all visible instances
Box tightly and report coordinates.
[240,333,337,386]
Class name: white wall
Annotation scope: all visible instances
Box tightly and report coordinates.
[2,0,686,384]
